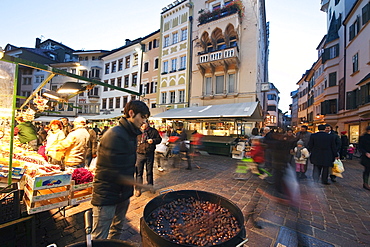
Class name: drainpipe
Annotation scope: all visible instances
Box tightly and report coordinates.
[186,1,194,107]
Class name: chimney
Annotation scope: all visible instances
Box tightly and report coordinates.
[35,38,41,48]
[125,39,131,46]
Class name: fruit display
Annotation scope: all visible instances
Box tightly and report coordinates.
[146,197,241,246]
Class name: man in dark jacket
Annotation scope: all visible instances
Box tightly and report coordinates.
[308,124,338,185]
[134,120,162,197]
[325,124,341,182]
[359,126,370,191]
[91,100,150,240]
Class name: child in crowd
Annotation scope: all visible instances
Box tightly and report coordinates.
[347,144,355,160]
[247,136,267,179]
[293,139,310,179]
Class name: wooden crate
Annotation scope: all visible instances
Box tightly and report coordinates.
[69,181,93,206]
[23,174,71,214]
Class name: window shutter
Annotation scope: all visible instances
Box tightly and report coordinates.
[322,48,329,63]
[349,24,355,41]
[362,4,369,25]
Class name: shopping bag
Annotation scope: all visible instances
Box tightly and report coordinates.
[332,159,345,173]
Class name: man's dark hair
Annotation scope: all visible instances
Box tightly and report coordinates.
[318,124,326,130]
[123,100,150,118]
[301,125,308,130]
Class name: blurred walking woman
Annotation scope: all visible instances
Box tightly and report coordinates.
[359,126,370,191]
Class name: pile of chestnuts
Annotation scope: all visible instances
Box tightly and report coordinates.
[146,197,241,246]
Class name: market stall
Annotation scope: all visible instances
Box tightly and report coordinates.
[0,54,139,222]
[153,102,263,156]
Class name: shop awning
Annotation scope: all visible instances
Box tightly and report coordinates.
[153,102,263,121]
[34,113,123,122]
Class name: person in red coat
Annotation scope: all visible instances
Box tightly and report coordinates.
[247,137,267,178]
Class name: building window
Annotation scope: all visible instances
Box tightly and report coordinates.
[92,56,96,60]
[181,29,187,41]
[180,56,186,70]
[22,77,31,85]
[117,77,122,88]
[115,97,121,109]
[132,73,138,86]
[102,98,107,109]
[125,56,130,68]
[228,74,235,93]
[328,72,337,87]
[71,69,76,74]
[267,94,277,100]
[163,61,168,73]
[144,62,149,72]
[205,77,212,95]
[110,79,115,90]
[164,36,170,47]
[80,70,88,78]
[123,96,128,107]
[170,91,175,103]
[349,17,360,41]
[154,58,159,69]
[352,53,359,73]
[35,75,44,83]
[112,61,117,73]
[267,105,277,111]
[362,3,370,25]
[103,80,109,91]
[215,75,224,94]
[90,68,100,79]
[172,32,178,44]
[88,87,99,96]
[124,75,129,88]
[213,3,221,10]
[105,63,110,74]
[179,90,185,103]
[161,92,167,104]
[109,98,114,109]
[171,58,177,72]
[118,59,123,71]
[133,53,138,66]
[148,41,152,50]
[153,39,158,48]
[153,82,157,93]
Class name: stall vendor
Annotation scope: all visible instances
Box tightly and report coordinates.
[50,117,90,168]
[14,116,38,151]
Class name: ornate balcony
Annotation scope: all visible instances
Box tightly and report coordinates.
[197,46,239,70]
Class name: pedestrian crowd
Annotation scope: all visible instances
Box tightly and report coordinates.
[238,124,370,200]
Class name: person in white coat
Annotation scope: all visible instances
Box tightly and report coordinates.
[293,140,310,179]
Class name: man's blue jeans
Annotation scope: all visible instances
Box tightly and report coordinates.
[91,199,130,239]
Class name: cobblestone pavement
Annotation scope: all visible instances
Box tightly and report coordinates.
[8,154,370,246]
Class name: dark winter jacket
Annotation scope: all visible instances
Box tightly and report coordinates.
[136,127,162,155]
[308,132,337,167]
[91,117,142,206]
[359,133,370,167]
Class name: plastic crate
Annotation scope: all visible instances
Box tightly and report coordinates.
[0,183,20,224]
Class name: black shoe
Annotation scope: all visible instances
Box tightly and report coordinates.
[185,167,192,170]
[322,182,330,185]
[331,177,337,182]
[363,184,370,191]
